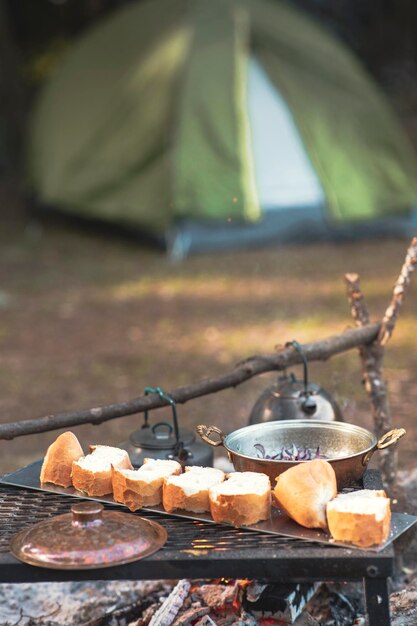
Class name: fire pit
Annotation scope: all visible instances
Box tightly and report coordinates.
[0,470,404,625]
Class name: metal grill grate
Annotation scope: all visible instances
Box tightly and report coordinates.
[0,488,72,554]
[0,486,318,555]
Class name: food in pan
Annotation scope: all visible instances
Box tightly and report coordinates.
[162,466,225,513]
[209,471,271,527]
[40,431,84,488]
[112,458,182,511]
[71,445,133,496]
[273,459,337,529]
[326,489,391,548]
[254,443,328,461]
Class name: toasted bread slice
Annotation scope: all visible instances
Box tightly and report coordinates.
[40,431,84,488]
[163,466,225,513]
[209,471,271,527]
[71,445,132,496]
[273,459,337,529]
[326,489,391,547]
[112,458,182,511]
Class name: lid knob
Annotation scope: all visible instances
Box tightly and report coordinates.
[71,501,104,527]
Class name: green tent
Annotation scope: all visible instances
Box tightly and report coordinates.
[27,0,417,255]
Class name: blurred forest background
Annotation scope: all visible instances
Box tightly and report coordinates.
[0,0,417,475]
[2,0,417,178]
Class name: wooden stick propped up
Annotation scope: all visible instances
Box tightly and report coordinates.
[344,272,370,327]
[345,237,417,486]
[378,237,417,346]
[345,273,392,484]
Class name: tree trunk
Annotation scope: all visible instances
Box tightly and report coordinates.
[0,0,26,175]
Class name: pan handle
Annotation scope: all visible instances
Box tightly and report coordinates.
[376,427,406,449]
[196,424,225,447]
[363,427,406,466]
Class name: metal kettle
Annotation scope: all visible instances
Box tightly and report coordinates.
[248,342,343,425]
[118,387,214,468]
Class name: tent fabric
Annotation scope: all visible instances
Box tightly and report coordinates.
[27,0,417,243]
[247,57,325,208]
[250,0,417,222]
[166,206,417,259]
[174,0,259,222]
[28,0,192,233]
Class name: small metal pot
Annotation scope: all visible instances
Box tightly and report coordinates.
[119,386,213,467]
[196,420,406,488]
[249,342,343,424]
[119,422,214,467]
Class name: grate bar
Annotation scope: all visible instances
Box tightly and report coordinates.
[0,486,329,555]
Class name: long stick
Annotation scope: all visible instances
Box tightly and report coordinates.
[0,323,380,440]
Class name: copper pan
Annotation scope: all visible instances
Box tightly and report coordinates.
[197,420,406,488]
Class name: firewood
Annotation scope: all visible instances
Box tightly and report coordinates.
[148,580,191,626]
[171,605,210,626]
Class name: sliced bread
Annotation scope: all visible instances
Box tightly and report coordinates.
[163,466,225,513]
[112,458,182,511]
[273,459,337,529]
[40,431,84,488]
[71,445,133,496]
[326,489,391,547]
[209,471,271,527]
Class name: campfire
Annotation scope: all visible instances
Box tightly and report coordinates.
[102,579,366,626]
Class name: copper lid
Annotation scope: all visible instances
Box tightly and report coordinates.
[10,501,167,569]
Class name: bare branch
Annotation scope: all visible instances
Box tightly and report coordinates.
[344,272,370,326]
[0,323,380,440]
[378,237,417,346]
[344,257,413,488]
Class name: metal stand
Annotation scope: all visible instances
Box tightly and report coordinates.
[364,576,391,626]
[0,469,404,625]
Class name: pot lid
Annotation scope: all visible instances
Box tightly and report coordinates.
[10,501,167,570]
[129,422,195,450]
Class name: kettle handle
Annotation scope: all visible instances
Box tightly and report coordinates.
[196,424,225,447]
[152,422,173,440]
